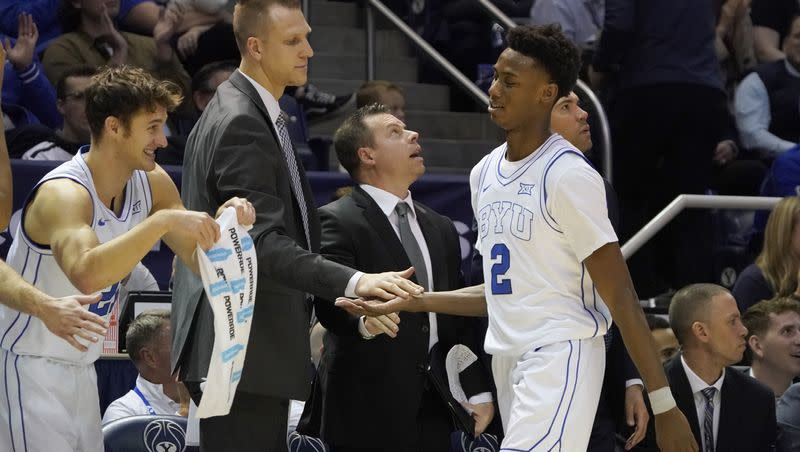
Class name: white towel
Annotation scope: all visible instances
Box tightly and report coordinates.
[195,207,258,418]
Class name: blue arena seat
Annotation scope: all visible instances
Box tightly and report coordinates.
[102,415,197,452]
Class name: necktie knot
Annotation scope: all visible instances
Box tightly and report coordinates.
[701,387,716,402]
[395,202,410,217]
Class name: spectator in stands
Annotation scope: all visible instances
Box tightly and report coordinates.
[735,15,800,156]
[7,66,96,160]
[356,80,406,121]
[665,283,777,451]
[593,0,729,298]
[777,382,800,450]
[647,314,680,363]
[191,60,236,113]
[102,310,186,424]
[2,13,60,130]
[751,0,799,63]
[529,0,603,54]
[0,49,9,231]
[732,196,800,312]
[742,297,800,398]
[714,0,755,99]
[43,0,191,103]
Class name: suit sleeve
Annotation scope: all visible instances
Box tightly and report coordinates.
[764,391,778,452]
[211,114,356,301]
[312,205,362,337]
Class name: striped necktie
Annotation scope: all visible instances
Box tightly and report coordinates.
[701,387,716,452]
[275,114,311,249]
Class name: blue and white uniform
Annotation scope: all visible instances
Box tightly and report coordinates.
[0,149,152,452]
[470,134,616,451]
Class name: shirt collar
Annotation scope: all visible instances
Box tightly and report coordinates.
[135,374,164,401]
[681,355,725,395]
[238,70,282,125]
[359,184,415,218]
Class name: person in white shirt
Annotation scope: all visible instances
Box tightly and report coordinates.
[742,297,800,398]
[103,310,184,424]
[665,284,777,451]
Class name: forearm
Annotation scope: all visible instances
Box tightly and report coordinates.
[605,285,668,391]
[0,259,51,316]
[0,122,11,230]
[418,285,487,316]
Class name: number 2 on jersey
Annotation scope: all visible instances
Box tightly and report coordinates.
[490,243,512,294]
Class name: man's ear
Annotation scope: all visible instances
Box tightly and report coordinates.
[357,146,375,167]
[104,116,121,137]
[539,83,559,106]
[748,335,764,359]
[691,321,710,344]
[246,36,262,61]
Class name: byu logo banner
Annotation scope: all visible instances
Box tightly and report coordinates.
[196,207,257,418]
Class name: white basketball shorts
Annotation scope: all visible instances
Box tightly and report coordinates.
[0,350,103,452]
[492,336,606,452]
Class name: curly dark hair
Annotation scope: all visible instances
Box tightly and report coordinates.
[506,24,581,99]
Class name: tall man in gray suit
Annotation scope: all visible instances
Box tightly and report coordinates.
[171,1,423,451]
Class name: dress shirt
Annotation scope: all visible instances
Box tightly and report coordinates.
[529,0,604,51]
[356,184,492,406]
[238,71,363,296]
[101,374,182,424]
[681,356,724,452]
[357,184,437,350]
[734,61,799,155]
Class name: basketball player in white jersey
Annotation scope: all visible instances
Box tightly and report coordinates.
[0,66,255,452]
[0,43,108,353]
[336,25,697,452]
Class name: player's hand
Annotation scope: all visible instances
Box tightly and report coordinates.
[164,209,220,250]
[654,406,699,452]
[217,197,255,226]
[38,294,107,352]
[3,13,38,72]
[363,313,401,338]
[336,292,424,317]
[461,401,495,437]
[354,267,424,301]
[623,384,649,450]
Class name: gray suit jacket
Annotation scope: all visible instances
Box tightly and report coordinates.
[171,70,356,400]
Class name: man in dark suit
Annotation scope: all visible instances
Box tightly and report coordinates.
[299,104,495,452]
[170,2,423,451]
[663,283,776,452]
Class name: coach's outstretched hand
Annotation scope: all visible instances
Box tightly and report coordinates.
[354,267,424,301]
[336,293,421,317]
[38,294,108,352]
[655,407,699,452]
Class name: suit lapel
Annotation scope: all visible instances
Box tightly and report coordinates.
[229,70,317,249]
[415,203,446,292]
[353,186,413,275]
[716,368,738,452]
[667,356,703,447]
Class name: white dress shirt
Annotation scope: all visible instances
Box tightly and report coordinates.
[238,71,363,295]
[358,185,438,350]
[681,356,725,452]
[356,185,492,405]
[734,60,799,155]
[101,374,182,424]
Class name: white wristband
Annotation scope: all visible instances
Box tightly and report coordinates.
[648,387,677,415]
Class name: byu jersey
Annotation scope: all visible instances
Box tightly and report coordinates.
[470,134,616,356]
[0,149,152,364]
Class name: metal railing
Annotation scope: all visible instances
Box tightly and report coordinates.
[473,0,613,181]
[620,195,782,260]
[364,0,489,107]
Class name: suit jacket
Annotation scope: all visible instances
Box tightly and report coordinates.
[664,354,776,452]
[171,70,356,400]
[299,186,492,448]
